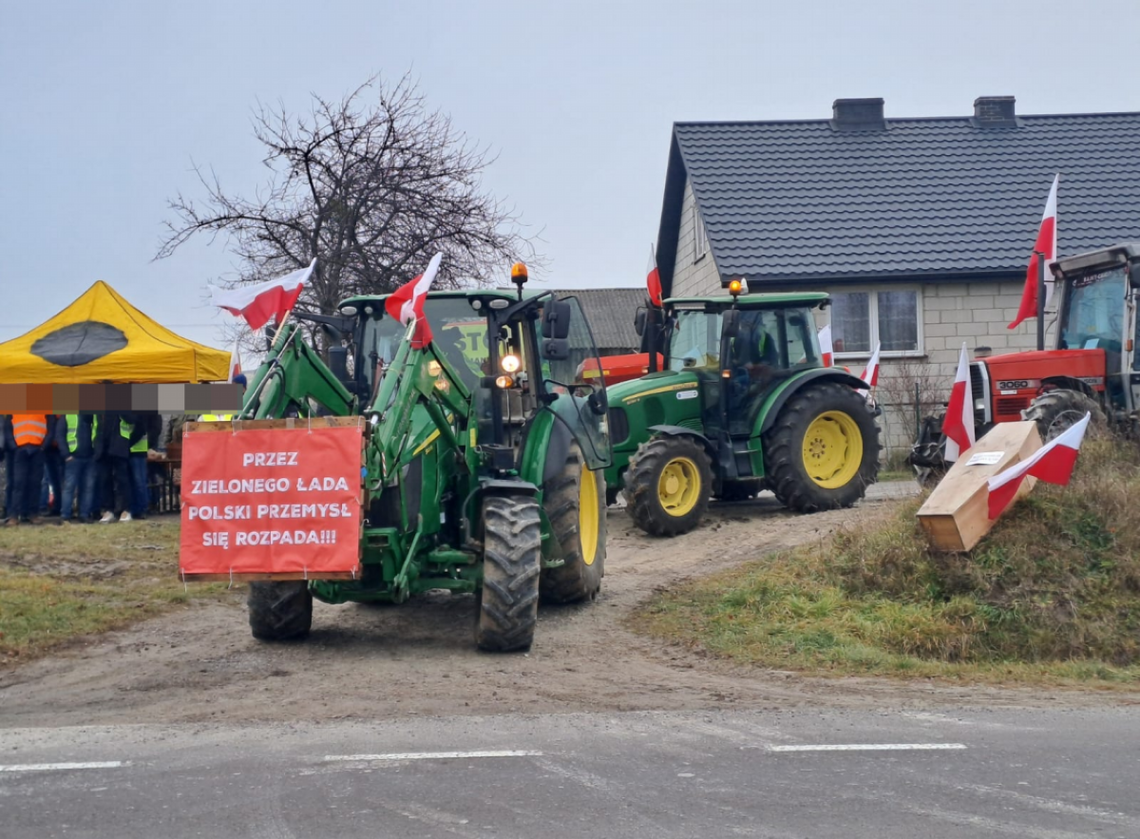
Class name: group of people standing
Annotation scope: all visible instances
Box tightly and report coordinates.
[1,410,162,526]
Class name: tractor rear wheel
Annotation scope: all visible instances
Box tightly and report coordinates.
[1023,389,1105,441]
[475,495,542,652]
[763,383,880,513]
[541,442,606,603]
[248,581,313,641]
[625,436,712,537]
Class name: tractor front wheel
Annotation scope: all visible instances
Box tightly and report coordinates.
[476,496,542,652]
[1023,389,1105,441]
[541,443,606,603]
[624,436,712,536]
[763,383,880,513]
[248,581,313,642]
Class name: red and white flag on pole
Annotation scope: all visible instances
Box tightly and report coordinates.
[818,324,834,367]
[211,259,317,330]
[941,343,976,462]
[987,411,1091,519]
[384,252,443,349]
[859,342,881,388]
[1009,174,1059,330]
[227,337,242,382]
[646,244,663,308]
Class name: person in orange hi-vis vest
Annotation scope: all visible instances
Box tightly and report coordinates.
[5,413,49,525]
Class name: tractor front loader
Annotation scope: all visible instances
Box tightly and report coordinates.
[197,264,612,652]
[605,283,881,537]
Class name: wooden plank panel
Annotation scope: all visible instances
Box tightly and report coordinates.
[917,421,1042,552]
[181,571,359,583]
[185,416,362,434]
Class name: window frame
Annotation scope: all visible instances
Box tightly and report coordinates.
[830,286,924,359]
[692,202,708,263]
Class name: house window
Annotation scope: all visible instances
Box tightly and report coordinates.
[831,288,922,356]
[692,203,708,262]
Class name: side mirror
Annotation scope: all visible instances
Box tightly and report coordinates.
[542,338,570,360]
[543,299,572,340]
[328,346,350,383]
[634,307,646,337]
[588,388,608,416]
[723,309,742,339]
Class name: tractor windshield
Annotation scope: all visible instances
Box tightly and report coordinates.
[668,309,722,371]
[360,298,491,392]
[1059,267,1127,354]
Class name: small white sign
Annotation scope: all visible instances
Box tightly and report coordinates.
[966,451,1003,466]
[676,390,699,400]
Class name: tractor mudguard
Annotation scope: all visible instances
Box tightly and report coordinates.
[541,418,574,485]
[647,424,716,459]
[753,369,869,436]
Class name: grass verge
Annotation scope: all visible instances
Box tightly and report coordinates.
[632,438,1140,686]
[0,517,230,665]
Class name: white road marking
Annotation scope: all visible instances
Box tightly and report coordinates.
[0,761,127,772]
[323,750,542,763]
[768,743,967,753]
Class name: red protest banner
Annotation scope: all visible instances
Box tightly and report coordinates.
[179,421,363,579]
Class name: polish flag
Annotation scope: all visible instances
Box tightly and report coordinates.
[384,253,443,349]
[646,244,663,308]
[211,259,317,330]
[987,412,1091,519]
[859,342,881,388]
[227,337,242,382]
[1009,174,1059,330]
[818,324,834,367]
[941,343,976,462]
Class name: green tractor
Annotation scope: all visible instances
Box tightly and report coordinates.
[233,264,611,652]
[605,286,881,536]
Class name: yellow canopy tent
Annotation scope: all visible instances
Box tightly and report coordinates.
[0,280,230,384]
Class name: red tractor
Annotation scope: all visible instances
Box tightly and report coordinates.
[910,242,1140,475]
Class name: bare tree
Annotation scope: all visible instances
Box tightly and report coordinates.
[157,74,536,316]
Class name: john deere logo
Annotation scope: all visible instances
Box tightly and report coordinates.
[30,321,129,367]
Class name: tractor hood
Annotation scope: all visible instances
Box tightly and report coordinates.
[981,347,1107,381]
[606,369,701,407]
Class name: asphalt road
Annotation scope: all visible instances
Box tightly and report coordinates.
[3,707,1138,838]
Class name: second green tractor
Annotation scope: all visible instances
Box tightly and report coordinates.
[605,288,881,536]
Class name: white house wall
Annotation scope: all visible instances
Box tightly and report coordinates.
[670,178,722,298]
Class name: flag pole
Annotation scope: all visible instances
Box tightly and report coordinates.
[1035,250,1046,352]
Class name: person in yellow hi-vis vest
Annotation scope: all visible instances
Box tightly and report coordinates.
[94,409,145,523]
[57,413,99,523]
[199,373,247,423]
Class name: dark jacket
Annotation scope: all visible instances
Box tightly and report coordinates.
[93,411,145,460]
[1,415,13,451]
[57,414,98,459]
[141,413,162,451]
[42,415,59,451]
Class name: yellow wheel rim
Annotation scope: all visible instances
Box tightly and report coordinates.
[802,410,863,489]
[579,467,599,566]
[657,456,702,517]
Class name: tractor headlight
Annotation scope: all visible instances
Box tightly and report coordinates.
[500,353,521,373]
[494,374,514,389]
[427,360,442,377]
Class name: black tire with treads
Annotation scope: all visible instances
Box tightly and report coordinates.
[1022,389,1105,441]
[624,435,713,537]
[248,581,313,641]
[541,442,606,604]
[476,495,542,652]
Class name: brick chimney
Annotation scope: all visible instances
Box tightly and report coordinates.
[831,98,886,131]
[973,96,1017,127]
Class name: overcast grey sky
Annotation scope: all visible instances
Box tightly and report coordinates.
[2,0,1138,348]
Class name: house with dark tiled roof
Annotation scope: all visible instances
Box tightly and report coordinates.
[655,96,1140,450]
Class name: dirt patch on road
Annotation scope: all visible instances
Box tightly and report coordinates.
[3,486,1134,727]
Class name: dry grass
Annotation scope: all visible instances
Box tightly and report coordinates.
[0,517,230,665]
[633,439,1140,685]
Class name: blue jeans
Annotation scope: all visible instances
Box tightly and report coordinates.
[40,448,63,515]
[129,454,149,517]
[12,446,45,520]
[61,456,97,521]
